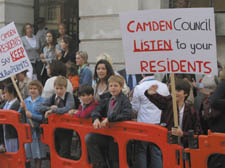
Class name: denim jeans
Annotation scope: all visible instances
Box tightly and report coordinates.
[135,141,163,168]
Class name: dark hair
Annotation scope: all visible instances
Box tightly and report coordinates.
[4,83,17,97]
[94,59,114,84]
[78,84,94,96]
[0,78,11,90]
[49,60,67,77]
[143,73,154,77]
[22,23,33,36]
[175,74,193,82]
[45,30,57,48]
[66,62,78,76]
[16,70,28,77]
[62,35,72,50]
[175,78,191,100]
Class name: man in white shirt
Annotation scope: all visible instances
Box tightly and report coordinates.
[131,74,169,168]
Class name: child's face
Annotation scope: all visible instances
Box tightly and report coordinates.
[3,89,15,101]
[54,85,67,97]
[3,89,10,101]
[96,63,107,79]
[80,94,94,105]
[176,90,187,102]
[109,82,122,97]
[29,85,40,98]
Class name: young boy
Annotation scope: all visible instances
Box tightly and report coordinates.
[145,78,201,147]
[86,75,132,168]
[38,76,75,158]
[68,84,98,118]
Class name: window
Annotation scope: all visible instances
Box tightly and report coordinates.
[169,0,225,11]
[214,0,225,11]
[190,0,225,11]
[48,6,56,21]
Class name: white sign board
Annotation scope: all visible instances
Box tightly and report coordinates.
[0,22,32,81]
[120,8,218,75]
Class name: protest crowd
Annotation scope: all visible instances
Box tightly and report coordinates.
[0,19,224,168]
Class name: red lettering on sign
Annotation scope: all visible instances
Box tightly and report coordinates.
[10,47,25,62]
[140,61,148,72]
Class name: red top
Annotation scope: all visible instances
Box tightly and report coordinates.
[69,76,79,91]
[75,100,98,118]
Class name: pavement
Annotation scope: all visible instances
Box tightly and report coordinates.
[30,135,80,168]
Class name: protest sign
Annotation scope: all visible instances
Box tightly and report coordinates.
[0,22,32,81]
[0,22,34,127]
[120,8,218,75]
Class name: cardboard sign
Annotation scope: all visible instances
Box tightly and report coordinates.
[0,22,32,81]
[120,8,218,75]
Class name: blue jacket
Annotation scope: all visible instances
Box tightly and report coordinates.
[79,65,92,87]
[23,96,44,127]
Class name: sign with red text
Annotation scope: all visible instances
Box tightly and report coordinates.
[0,22,32,81]
[120,8,217,75]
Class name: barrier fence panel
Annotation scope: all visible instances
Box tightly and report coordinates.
[41,114,184,168]
[184,131,225,168]
[0,110,32,168]
[1,111,224,168]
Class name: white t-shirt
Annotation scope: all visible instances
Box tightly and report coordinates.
[132,76,170,124]
[25,35,37,48]
[42,76,73,99]
[179,104,185,129]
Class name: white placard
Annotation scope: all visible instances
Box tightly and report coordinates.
[120,8,218,75]
[0,22,32,81]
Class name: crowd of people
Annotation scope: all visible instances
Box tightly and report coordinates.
[0,19,224,168]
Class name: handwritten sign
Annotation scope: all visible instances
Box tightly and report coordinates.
[120,8,218,75]
[0,22,32,81]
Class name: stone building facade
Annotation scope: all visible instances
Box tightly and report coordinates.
[0,0,225,69]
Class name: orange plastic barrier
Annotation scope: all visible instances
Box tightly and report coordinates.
[41,114,184,168]
[184,131,225,168]
[0,110,32,168]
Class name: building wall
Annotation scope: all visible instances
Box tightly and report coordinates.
[79,0,169,71]
[0,0,33,35]
[79,0,225,71]
[0,1,6,28]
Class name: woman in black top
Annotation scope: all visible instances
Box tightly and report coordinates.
[58,35,75,63]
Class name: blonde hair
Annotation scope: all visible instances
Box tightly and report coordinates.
[108,75,124,87]
[28,80,43,95]
[76,51,88,64]
[97,53,113,65]
[54,76,68,88]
